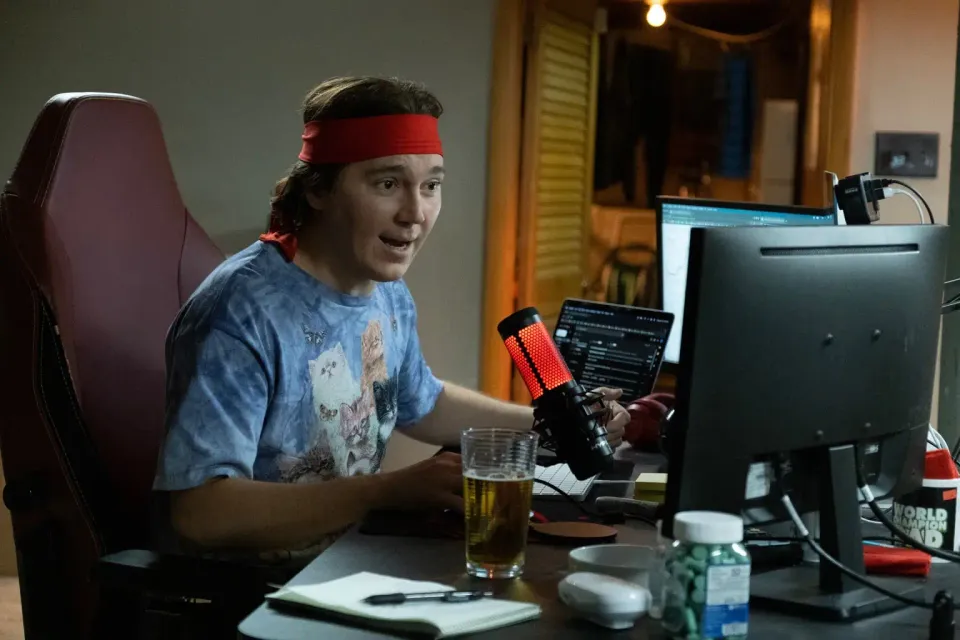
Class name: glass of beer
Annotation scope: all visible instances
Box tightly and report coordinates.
[461,427,539,579]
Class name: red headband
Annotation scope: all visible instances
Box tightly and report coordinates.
[298,114,443,164]
[262,114,443,261]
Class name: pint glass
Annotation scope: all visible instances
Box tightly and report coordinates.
[461,428,539,579]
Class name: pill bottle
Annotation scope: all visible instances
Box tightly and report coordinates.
[648,519,666,619]
[661,511,750,639]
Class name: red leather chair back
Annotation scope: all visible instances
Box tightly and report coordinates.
[0,93,223,636]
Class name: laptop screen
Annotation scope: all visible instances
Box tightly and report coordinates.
[553,299,674,401]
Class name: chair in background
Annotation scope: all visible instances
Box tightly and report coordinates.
[602,243,658,309]
[587,205,659,307]
[0,93,267,639]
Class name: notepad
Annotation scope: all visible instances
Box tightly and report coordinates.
[265,571,541,638]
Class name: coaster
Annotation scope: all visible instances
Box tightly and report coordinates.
[529,521,618,544]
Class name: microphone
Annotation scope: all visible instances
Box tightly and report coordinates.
[497,306,615,480]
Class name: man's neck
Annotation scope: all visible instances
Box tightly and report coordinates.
[292,236,374,297]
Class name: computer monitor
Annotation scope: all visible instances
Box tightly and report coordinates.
[661,224,947,621]
[552,299,674,401]
[656,197,836,370]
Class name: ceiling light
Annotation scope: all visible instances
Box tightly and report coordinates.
[646,1,667,28]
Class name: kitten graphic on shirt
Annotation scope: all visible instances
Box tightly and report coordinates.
[307,344,355,412]
[360,321,388,390]
[289,343,373,480]
[340,393,379,476]
[282,321,400,482]
[278,429,337,484]
[360,319,399,425]
[339,393,371,446]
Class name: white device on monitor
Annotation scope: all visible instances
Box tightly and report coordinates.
[655,197,836,369]
[825,170,847,225]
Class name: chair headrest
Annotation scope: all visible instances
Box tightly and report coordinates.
[7,93,163,203]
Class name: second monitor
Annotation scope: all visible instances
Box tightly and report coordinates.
[656,196,836,369]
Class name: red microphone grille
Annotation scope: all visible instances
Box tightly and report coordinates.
[498,307,574,400]
[505,336,544,399]
[517,321,573,395]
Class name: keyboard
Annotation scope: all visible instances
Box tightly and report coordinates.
[533,463,597,501]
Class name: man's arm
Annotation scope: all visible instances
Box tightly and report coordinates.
[402,382,630,449]
[170,452,463,551]
[170,474,385,550]
[402,382,533,446]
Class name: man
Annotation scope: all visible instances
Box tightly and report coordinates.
[153,76,628,567]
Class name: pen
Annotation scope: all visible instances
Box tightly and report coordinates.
[364,590,494,605]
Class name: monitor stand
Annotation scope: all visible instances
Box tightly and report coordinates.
[750,444,923,622]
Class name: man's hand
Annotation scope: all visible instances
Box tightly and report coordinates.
[592,387,628,448]
[379,452,464,511]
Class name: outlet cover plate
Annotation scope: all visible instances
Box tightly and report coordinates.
[874,131,939,178]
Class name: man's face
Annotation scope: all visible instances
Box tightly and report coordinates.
[312,154,444,285]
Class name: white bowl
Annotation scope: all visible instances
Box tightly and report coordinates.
[568,544,655,588]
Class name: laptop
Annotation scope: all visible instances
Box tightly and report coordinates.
[552,298,674,402]
[535,299,674,500]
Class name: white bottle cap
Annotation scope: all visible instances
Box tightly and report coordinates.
[673,511,743,544]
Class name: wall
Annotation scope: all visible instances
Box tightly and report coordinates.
[848,0,959,428]
[849,0,959,225]
[0,0,497,471]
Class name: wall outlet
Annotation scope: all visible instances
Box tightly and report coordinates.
[874,131,939,178]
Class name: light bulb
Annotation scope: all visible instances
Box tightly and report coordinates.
[646,3,666,28]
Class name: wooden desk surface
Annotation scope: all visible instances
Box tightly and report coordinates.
[238,451,958,639]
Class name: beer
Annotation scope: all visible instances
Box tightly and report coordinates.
[460,427,539,578]
[463,470,534,579]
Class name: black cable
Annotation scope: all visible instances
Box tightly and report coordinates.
[942,293,960,316]
[883,178,936,224]
[770,456,960,611]
[532,479,656,527]
[769,459,941,610]
[533,478,595,517]
[852,448,960,563]
[791,513,935,609]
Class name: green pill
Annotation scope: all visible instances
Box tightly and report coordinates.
[685,557,708,573]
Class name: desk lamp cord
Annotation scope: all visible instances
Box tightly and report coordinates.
[771,456,959,628]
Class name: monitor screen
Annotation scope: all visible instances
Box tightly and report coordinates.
[658,197,835,366]
[553,299,674,400]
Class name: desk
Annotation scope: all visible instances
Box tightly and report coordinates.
[239,452,959,639]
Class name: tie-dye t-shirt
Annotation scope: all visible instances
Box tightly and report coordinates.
[153,240,444,563]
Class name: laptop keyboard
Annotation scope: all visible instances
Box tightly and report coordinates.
[534,463,597,502]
